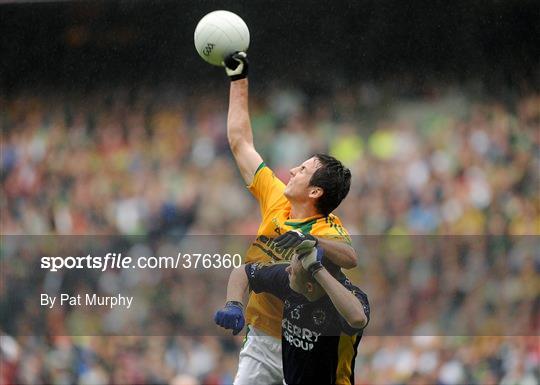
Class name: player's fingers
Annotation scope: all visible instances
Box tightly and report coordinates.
[215,311,225,327]
[274,234,285,243]
[297,250,311,260]
[297,239,316,251]
[281,236,300,249]
[218,311,237,329]
[224,55,240,70]
[232,52,247,64]
[233,316,245,335]
[275,234,294,248]
[225,316,236,329]
[223,315,235,329]
[221,314,228,326]
[274,233,289,246]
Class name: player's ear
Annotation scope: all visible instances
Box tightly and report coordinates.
[306,282,315,293]
[309,187,323,199]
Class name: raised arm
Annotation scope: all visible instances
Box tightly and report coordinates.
[224,53,263,185]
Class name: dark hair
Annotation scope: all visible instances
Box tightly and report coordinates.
[309,154,351,216]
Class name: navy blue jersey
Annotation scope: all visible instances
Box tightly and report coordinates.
[245,263,370,385]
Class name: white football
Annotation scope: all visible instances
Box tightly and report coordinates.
[194,10,250,66]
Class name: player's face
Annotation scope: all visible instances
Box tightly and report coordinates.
[284,157,322,203]
[286,254,308,295]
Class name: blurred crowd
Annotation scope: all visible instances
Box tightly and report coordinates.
[1,84,539,384]
[2,85,539,236]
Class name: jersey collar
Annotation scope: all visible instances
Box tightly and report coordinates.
[284,215,324,233]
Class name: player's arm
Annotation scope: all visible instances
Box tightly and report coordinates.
[225,266,249,305]
[300,248,367,329]
[275,230,358,269]
[314,268,367,329]
[317,237,357,269]
[214,266,249,335]
[215,263,289,334]
[224,52,263,185]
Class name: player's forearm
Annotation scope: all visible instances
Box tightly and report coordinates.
[226,266,249,305]
[317,238,358,269]
[226,79,263,184]
[227,79,254,151]
[314,268,367,329]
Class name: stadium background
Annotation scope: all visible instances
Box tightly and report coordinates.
[1,0,539,384]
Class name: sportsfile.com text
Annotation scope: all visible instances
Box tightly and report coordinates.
[40,253,242,272]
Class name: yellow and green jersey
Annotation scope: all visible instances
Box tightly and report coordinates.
[245,163,351,338]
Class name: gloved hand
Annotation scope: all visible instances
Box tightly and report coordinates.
[274,229,318,254]
[223,52,248,81]
[298,246,324,277]
[214,301,245,335]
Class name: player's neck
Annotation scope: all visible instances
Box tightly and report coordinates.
[289,203,319,220]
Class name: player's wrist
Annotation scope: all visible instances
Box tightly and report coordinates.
[225,300,244,309]
[229,73,247,81]
[309,263,324,278]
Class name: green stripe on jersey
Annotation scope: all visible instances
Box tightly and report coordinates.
[284,218,319,234]
[254,162,266,176]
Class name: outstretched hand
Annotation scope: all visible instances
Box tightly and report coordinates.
[223,52,248,81]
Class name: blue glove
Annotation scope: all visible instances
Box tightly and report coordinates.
[214,301,245,335]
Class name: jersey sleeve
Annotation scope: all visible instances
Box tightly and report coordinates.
[245,263,290,300]
[338,283,370,335]
[247,163,288,218]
